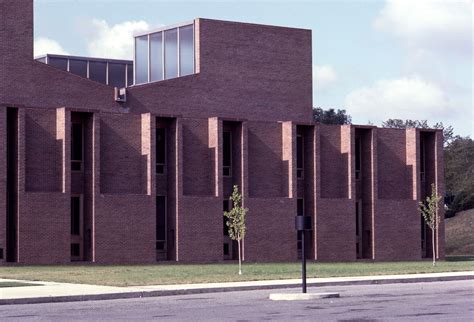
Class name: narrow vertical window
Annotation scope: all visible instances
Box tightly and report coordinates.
[420,136,425,182]
[355,137,361,180]
[223,199,230,236]
[156,128,166,174]
[297,198,304,253]
[71,123,83,171]
[179,25,194,76]
[150,32,163,82]
[164,28,178,79]
[127,64,134,87]
[223,131,232,177]
[71,196,81,235]
[296,135,304,179]
[156,196,166,251]
[135,35,148,84]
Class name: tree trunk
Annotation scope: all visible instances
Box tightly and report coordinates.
[432,227,436,266]
[238,239,242,275]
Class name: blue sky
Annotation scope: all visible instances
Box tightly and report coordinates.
[34,0,472,137]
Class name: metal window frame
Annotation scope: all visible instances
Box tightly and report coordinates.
[156,127,167,175]
[71,122,84,173]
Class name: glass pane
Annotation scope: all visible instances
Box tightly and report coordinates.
[69,59,87,78]
[179,25,194,76]
[71,197,80,235]
[127,64,133,87]
[108,63,126,88]
[49,57,68,71]
[164,28,178,79]
[297,136,303,169]
[135,35,148,84]
[150,32,163,82]
[89,61,107,84]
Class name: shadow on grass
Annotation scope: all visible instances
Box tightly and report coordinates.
[0,282,41,288]
[445,255,474,262]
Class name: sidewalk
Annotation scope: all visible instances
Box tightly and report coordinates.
[1,271,473,305]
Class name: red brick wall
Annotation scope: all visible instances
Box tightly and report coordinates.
[319,125,349,199]
[377,129,411,199]
[25,108,61,192]
[182,118,214,196]
[100,114,143,194]
[248,121,285,198]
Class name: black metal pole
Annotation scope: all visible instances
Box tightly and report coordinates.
[302,230,307,293]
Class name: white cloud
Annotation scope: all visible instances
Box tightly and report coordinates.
[34,37,69,57]
[345,76,452,124]
[373,0,471,56]
[313,65,338,90]
[83,19,151,60]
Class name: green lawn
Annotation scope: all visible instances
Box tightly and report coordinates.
[0,258,472,287]
[0,281,40,288]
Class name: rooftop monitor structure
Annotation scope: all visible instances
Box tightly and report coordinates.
[35,54,133,88]
[134,21,195,85]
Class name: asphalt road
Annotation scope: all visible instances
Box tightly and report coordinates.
[1,280,473,321]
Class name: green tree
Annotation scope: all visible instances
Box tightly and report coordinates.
[313,107,352,125]
[224,185,248,275]
[381,119,454,146]
[445,136,474,215]
[418,183,442,266]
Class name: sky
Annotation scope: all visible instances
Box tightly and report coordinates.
[34,0,473,137]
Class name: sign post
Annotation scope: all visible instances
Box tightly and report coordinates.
[295,215,312,293]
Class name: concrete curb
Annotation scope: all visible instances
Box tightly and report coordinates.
[269,292,340,301]
[1,273,473,305]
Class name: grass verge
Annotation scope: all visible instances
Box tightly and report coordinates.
[0,259,472,287]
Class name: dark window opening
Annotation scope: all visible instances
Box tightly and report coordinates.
[420,136,426,182]
[297,198,304,216]
[0,248,3,259]
[156,128,166,174]
[89,61,107,84]
[71,123,83,171]
[108,63,126,88]
[49,57,68,71]
[223,131,232,177]
[297,135,304,179]
[71,243,80,257]
[127,64,134,87]
[71,197,81,235]
[223,199,230,236]
[224,243,229,256]
[355,201,360,237]
[355,137,361,180]
[156,196,166,251]
[69,59,87,78]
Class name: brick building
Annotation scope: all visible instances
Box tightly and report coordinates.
[0,0,444,264]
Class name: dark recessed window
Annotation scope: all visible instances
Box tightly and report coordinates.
[355,137,361,180]
[297,135,304,179]
[420,136,425,181]
[127,64,134,87]
[156,196,166,250]
[108,63,126,88]
[69,59,87,78]
[71,243,80,257]
[71,123,83,171]
[49,57,68,71]
[223,131,232,177]
[223,199,230,236]
[89,61,107,84]
[71,197,81,236]
[297,198,304,216]
[224,243,229,256]
[0,248,3,259]
[156,128,166,174]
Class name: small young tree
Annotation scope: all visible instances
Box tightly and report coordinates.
[224,185,248,275]
[418,183,442,266]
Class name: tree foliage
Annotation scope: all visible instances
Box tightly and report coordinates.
[418,183,442,266]
[313,107,352,125]
[445,136,474,215]
[224,185,248,275]
[381,119,454,146]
